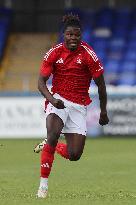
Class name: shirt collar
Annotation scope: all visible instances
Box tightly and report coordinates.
[63,42,82,53]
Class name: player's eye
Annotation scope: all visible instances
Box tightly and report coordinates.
[66,32,72,37]
[66,32,80,38]
[74,33,80,38]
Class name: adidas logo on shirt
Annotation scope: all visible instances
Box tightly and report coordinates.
[56,58,64,64]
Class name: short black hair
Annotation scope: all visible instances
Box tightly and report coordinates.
[62,13,81,32]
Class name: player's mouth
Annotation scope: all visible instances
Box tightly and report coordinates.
[70,41,77,46]
[69,42,78,50]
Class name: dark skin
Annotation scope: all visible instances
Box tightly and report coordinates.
[38,26,109,161]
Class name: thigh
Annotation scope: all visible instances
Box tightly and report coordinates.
[46,113,64,135]
[65,133,86,156]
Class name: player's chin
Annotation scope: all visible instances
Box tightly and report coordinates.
[69,45,78,51]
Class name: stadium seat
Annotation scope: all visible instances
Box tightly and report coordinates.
[117,74,136,85]
[92,37,108,49]
[107,39,124,60]
[121,60,136,72]
[125,50,136,61]
[112,27,128,38]
[112,8,131,38]
[81,10,95,43]
[107,49,124,61]
[94,7,114,29]
[81,9,95,30]
[104,60,120,73]
[109,39,125,53]
[114,8,131,26]
[129,28,136,39]
[131,9,136,27]
[128,39,136,49]
[109,37,126,47]
[82,28,92,43]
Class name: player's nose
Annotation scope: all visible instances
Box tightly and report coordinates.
[71,34,76,40]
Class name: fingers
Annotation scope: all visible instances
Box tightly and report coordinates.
[54,99,66,109]
[99,115,109,126]
[99,119,109,126]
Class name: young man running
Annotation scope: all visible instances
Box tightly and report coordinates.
[36,14,109,198]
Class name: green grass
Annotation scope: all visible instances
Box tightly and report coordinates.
[0,138,136,205]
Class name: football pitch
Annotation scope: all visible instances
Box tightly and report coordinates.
[0,137,136,205]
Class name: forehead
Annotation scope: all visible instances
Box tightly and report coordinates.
[64,26,81,33]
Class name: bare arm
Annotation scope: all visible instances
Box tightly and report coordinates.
[38,75,65,109]
[94,74,109,125]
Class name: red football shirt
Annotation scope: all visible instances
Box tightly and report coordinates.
[40,41,104,105]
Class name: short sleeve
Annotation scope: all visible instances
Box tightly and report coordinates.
[40,47,57,77]
[91,59,104,79]
[86,49,104,79]
[40,59,53,77]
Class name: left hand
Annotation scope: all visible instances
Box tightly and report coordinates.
[99,111,109,126]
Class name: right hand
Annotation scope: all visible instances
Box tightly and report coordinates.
[51,98,66,109]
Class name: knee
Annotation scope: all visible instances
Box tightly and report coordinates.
[69,151,81,161]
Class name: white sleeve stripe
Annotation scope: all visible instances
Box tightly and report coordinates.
[81,44,98,62]
[44,43,62,60]
[96,67,103,72]
[44,43,63,60]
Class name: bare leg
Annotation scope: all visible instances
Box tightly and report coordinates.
[46,113,64,146]
[64,133,86,161]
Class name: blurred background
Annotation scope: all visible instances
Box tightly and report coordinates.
[0,0,136,138]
